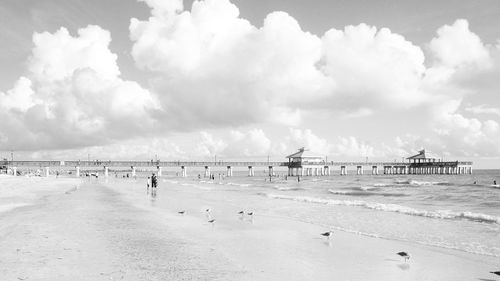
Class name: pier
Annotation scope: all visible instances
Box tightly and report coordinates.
[0,148,473,177]
[1,160,472,178]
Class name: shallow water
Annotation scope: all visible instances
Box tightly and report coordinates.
[131,168,500,258]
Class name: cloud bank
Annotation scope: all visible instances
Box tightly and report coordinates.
[0,25,157,150]
[0,0,499,160]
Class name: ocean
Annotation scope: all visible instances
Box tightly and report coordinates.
[150,168,500,258]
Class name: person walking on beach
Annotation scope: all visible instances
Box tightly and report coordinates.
[151,173,158,189]
[494,180,497,186]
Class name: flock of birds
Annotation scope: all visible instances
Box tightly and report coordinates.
[172,208,500,277]
[174,208,500,277]
[176,208,255,226]
[174,208,421,266]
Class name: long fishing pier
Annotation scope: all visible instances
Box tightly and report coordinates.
[2,159,473,177]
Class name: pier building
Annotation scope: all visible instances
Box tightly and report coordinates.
[406,149,472,175]
[286,147,329,176]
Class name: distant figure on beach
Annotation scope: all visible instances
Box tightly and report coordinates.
[298,176,300,182]
[198,174,201,179]
[96,172,99,179]
[473,181,476,184]
[56,171,59,178]
[147,176,150,189]
[494,180,497,186]
[151,173,158,188]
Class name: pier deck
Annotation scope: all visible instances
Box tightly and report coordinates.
[1,160,473,177]
[1,160,473,167]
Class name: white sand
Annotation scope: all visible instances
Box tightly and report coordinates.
[0,177,498,280]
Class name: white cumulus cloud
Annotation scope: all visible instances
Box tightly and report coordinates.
[0,25,157,150]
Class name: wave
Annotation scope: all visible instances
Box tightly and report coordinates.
[394,179,450,186]
[274,186,307,191]
[359,186,380,191]
[226,182,252,187]
[373,183,391,187]
[328,189,405,197]
[266,194,500,224]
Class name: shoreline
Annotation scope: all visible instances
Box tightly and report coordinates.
[0,177,498,280]
[110,178,500,280]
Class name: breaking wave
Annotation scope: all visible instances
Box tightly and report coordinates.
[265,194,500,224]
[394,179,451,186]
[373,183,392,187]
[274,186,307,191]
[359,186,380,191]
[226,182,252,187]
[328,189,406,197]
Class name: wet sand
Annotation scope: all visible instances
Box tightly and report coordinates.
[0,181,245,280]
[0,178,498,280]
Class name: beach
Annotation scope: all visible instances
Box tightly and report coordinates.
[0,173,499,280]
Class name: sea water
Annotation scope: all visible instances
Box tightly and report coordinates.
[151,168,500,258]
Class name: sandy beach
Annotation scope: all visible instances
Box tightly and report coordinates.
[0,176,498,281]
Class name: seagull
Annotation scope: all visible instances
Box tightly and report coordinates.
[397,252,410,262]
[208,219,216,224]
[238,211,244,215]
[205,208,212,219]
[491,271,500,276]
[247,212,254,216]
[178,211,186,215]
[321,231,333,239]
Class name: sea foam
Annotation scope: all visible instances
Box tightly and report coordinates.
[266,193,500,224]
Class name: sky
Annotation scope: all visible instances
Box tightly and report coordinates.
[0,0,499,168]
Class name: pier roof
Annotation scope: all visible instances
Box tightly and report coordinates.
[407,149,440,160]
[286,147,323,159]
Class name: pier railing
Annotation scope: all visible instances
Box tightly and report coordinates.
[3,160,289,167]
[3,160,472,168]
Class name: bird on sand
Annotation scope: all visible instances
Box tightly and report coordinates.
[321,231,333,239]
[397,252,410,262]
[238,211,244,215]
[208,219,216,224]
[178,211,186,215]
[491,271,500,276]
[205,209,212,220]
[247,212,254,216]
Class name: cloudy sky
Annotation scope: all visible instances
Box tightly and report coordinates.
[0,0,499,167]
